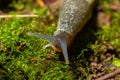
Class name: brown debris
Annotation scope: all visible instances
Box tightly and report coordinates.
[36,0,64,9]
[97,12,111,27]
[95,68,120,80]
[16,42,26,51]
[31,57,38,62]
[109,4,120,11]
[36,0,64,17]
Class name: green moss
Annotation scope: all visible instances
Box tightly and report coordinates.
[112,57,120,67]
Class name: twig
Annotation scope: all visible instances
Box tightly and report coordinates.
[95,68,120,80]
[16,42,26,51]
[0,14,39,18]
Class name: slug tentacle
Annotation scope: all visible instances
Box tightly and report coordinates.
[59,37,69,64]
[43,43,53,49]
[27,32,54,42]
[27,31,69,64]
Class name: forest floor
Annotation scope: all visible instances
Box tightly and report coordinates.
[0,0,120,80]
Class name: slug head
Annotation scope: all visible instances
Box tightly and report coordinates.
[27,31,70,64]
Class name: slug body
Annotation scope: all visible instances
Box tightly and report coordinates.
[27,0,96,64]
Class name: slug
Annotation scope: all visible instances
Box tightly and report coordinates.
[27,0,96,64]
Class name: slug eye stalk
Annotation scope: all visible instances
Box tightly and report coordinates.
[27,32,69,64]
